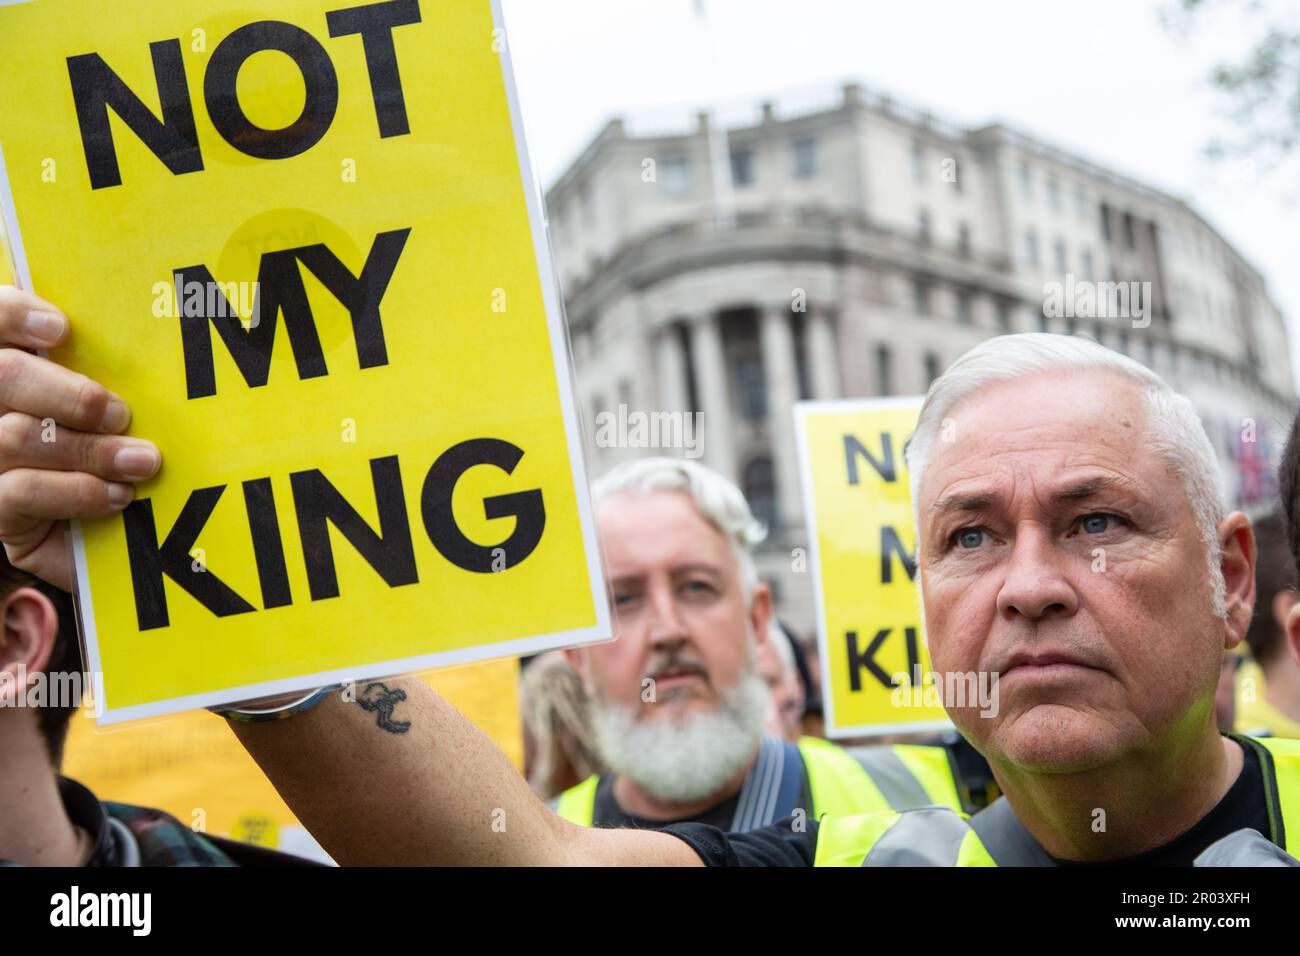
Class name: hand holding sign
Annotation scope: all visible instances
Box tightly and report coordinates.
[0,0,610,722]
[0,290,160,591]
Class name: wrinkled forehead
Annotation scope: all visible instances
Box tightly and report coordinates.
[597,489,733,563]
[917,371,1158,514]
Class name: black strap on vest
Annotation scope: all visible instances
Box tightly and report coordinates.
[967,797,1057,866]
[1225,731,1286,848]
[730,737,806,830]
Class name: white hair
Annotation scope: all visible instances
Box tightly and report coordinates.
[592,456,767,597]
[905,333,1227,616]
[768,620,797,675]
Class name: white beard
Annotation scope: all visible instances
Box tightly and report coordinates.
[589,671,771,804]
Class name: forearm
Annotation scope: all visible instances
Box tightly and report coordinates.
[225,676,698,866]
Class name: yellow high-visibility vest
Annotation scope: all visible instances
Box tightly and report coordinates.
[814,734,1300,866]
[1236,660,1300,740]
[554,736,966,828]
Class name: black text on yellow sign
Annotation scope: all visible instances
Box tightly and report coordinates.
[795,398,948,737]
[0,0,610,722]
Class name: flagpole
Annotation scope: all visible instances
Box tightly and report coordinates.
[693,0,735,232]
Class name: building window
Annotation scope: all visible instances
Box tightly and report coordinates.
[924,352,941,386]
[957,290,973,325]
[876,344,893,396]
[735,356,766,421]
[661,154,691,195]
[1046,176,1060,211]
[678,323,699,413]
[1099,203,1112,242]
[1080,249,1094,277]
[1074,184,1089,219]
[957,222,971,258]
[743,457,778,532]
[917,208,931,245]
[912,278,931,315]
[792,137,818,179]
[1019,161,1033,200]
[1054,237,1068,274]
[911,139,926,184]
[1122,212,1137,249]
[792,311,812,401]
[996,300,1013,334]
[579,185,595,226]
[1024,228,1039,267]
[730,147,755,187]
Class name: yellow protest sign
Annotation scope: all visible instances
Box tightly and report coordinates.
[0,213,13,285]
[0,0,610,723]
[794,397,950,737]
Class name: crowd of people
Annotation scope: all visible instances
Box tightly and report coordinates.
[1,283,1299,866]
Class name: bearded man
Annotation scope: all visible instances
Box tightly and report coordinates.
[551,457,965,830]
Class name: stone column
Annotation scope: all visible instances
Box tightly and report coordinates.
[655,322,689,414]
[688,312,737,482]
[806,306,841,400]
[760,304,802,530]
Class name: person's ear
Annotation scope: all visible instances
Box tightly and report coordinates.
[749,582,773,646]
[1287,601,1300,670]
[563,646,592,689]
[0,587,60,706]
[1272,588,1298,633]
[1218,513,1255,651]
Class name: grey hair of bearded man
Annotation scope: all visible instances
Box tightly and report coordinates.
[592,456,768,600]
[903,333,1228,618]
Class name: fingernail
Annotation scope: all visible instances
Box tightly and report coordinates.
[113,443,159,480]
[100,395,131,433]
[106,482,134,508]
[24,309,67,343]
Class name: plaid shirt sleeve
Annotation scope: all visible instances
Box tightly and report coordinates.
[104,802,239,867]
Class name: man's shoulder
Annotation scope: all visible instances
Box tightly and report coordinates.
[795,733,867,768]
[103,801,238,867]
[1251,734,1300,758]
[104,802,326,867]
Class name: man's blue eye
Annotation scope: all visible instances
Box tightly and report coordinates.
[1081,514,1111,534]
[957,529,984,549]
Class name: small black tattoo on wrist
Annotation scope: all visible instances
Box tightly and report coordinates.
[356,681,411,734]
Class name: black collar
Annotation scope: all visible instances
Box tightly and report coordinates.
[58,776,125,867]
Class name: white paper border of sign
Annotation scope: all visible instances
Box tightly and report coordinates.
[793,396,951,739]
[0,0,613,724]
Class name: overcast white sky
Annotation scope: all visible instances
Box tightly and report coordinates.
[501,0,1300,383]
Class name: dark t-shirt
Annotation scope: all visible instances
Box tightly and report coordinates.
[668,738,1272,867]
[586,738,817,831]
[590,774,740,830]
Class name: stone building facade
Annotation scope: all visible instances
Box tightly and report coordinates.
[545,83,1296,633]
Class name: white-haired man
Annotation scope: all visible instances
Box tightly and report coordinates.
[3,292,1297,865]
[552,457,966,830]
[758,620,806,742]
